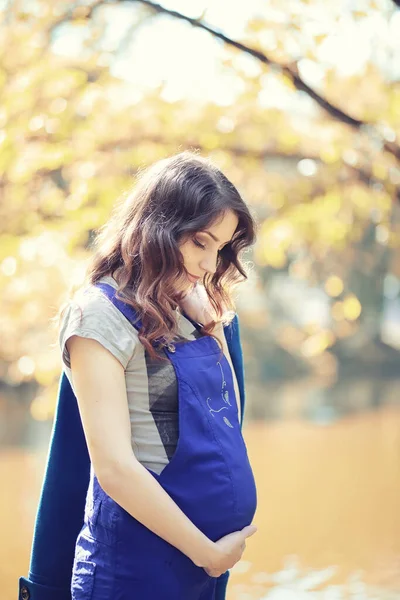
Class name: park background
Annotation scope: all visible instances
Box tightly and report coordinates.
[1,0,400,598]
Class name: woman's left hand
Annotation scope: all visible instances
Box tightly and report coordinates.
[179,283,216,327]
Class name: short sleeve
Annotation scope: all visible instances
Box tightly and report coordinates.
[59,288,139,371]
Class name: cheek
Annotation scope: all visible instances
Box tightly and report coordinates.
[180,243,197,267]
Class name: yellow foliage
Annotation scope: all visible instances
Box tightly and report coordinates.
[372,163,388,180]
[331,302,345,321]
[30,391,54,421]
[320,146,341,164]
[325,276,344,297]
[301,330,336,357]
[342,295,362,321]
[255,239,287,268]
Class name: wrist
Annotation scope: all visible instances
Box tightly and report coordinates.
[191,538,220,569]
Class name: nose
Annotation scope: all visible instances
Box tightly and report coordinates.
[199,254,218,277]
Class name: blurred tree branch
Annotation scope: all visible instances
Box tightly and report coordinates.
[42,1,400,166]
[120,0,400,164]
[49,0,398,203]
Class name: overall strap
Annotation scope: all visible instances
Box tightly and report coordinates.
[95,282,167,349]
[95,281,233,339]
[95,282,142,329]
[95,282,208,345]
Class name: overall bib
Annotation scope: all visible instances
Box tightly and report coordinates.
[71,283,257,600]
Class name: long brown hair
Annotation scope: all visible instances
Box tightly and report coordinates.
[60,150,257,360]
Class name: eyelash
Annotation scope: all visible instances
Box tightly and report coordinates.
[193,238,227,253]
[193,238,206,250]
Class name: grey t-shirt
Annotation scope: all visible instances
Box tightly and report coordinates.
[59,275,240,475]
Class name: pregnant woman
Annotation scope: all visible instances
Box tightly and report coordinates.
[19,151,258,600]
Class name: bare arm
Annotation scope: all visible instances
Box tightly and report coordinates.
[66,334,217,568]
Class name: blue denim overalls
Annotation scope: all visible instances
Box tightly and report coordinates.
[71,282,257,600]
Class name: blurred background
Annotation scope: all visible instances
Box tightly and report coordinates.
[1,0,400,598]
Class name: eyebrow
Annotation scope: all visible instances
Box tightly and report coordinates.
[201,230,231,245]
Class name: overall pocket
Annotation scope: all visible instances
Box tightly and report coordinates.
[71,560,96,600]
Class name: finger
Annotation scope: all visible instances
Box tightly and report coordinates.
[241,524,258,539]
[205,569,220,578]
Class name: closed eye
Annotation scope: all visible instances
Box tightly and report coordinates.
[193,237,230,252]
[193,238,206,250]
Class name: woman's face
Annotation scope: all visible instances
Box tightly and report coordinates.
[177,210,239,293]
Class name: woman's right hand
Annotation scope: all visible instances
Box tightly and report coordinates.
[203,525,258,578]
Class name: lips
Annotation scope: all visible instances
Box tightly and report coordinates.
[187,272,200,282]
